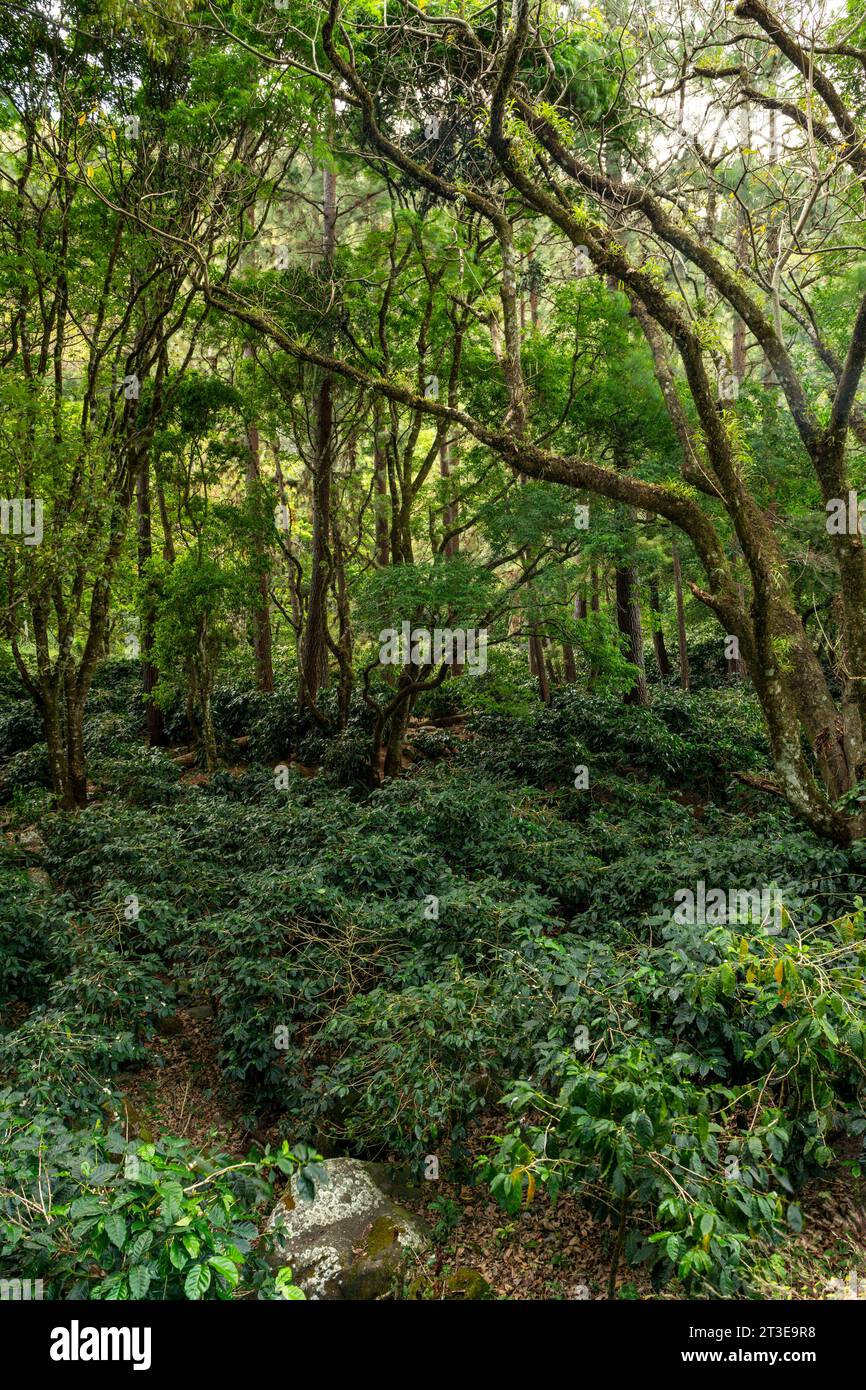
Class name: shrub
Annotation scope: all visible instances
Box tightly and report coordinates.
[0,1092,321,1300]
[0,700,43,761]
[481,901,866,1296]
[248,689,299,763]
[309,964,514,1164]
[0,743,52,803]
[0,867,52,1006]
[320,729,373,788]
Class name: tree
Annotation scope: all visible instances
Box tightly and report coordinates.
[199,0,866,842]
[0,0,299,803]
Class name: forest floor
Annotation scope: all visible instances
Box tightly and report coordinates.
[6,673,866,1301]
[115,991,866,1301]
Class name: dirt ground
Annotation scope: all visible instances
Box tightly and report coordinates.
[117,1006,866,1301]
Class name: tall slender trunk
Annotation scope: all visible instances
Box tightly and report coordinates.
[301,377,333,704]
[374,406,390,567]
[63,676,88,807]
[156,466,176,563]
[300,163,338,710]
[615,565,648,706]
[672,544,690,692]
[244,342,275,693]
[42,688,74,809]
[530,632,551,702]
[439,435,459,557]
[136,458,166,745]
[731,226,747,382]
[274,449,303,645]
[763,109,779,389]
[732,106,749,384]
[648,576,673,678]
[330,515,353,728]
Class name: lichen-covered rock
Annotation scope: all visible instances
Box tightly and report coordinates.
[266,1158,430,1300]
[443,1267,493,1300]
[406,1266,494,1301]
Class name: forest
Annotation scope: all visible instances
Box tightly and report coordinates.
[1,0,866,1314]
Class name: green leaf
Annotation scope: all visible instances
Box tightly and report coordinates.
[87,1164,117,1184]
[128,1265,152,1298]
[127,1231,154,1262]
[103,1212,127,1250]
[296,1171,316,1202]
[208,1255,240,1289]
[169,1239,188,1271]
[184,1263,212,1300]
[275,1265,305,1300]
[786,1203,803,1234]
[633,1111,653,1145]
[70,1197,103,1220]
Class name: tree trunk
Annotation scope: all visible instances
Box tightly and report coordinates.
[136,458,166,745]
[672,544,690,692]
[383,698,412,778]
[200,688,218,772]
[63,678,88,807]
[42,689,74,809]
[530,632,551,702]
[301,375,333,704]
[732,108,749,384]
[648,576,673,678]
[244,353,275,693]
[300,164,338,710]
[374,406,390,567]
[439,434,459,557]
[330,515,354,729]
[615,565,648,706]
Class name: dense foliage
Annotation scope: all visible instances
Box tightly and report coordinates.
[2,661,864,1298]
[2,0,866,1305]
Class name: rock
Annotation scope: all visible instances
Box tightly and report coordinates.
[266,1157,430,1300]
[363,1160,424,1205]
[26,867,52,890]
[18,828,46,856]
[405,1265,493,1301]
[186,1002,214,1020]
[153,1014,184,1037]
[101,1095,153,1143]
[443,1267,493,1300]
